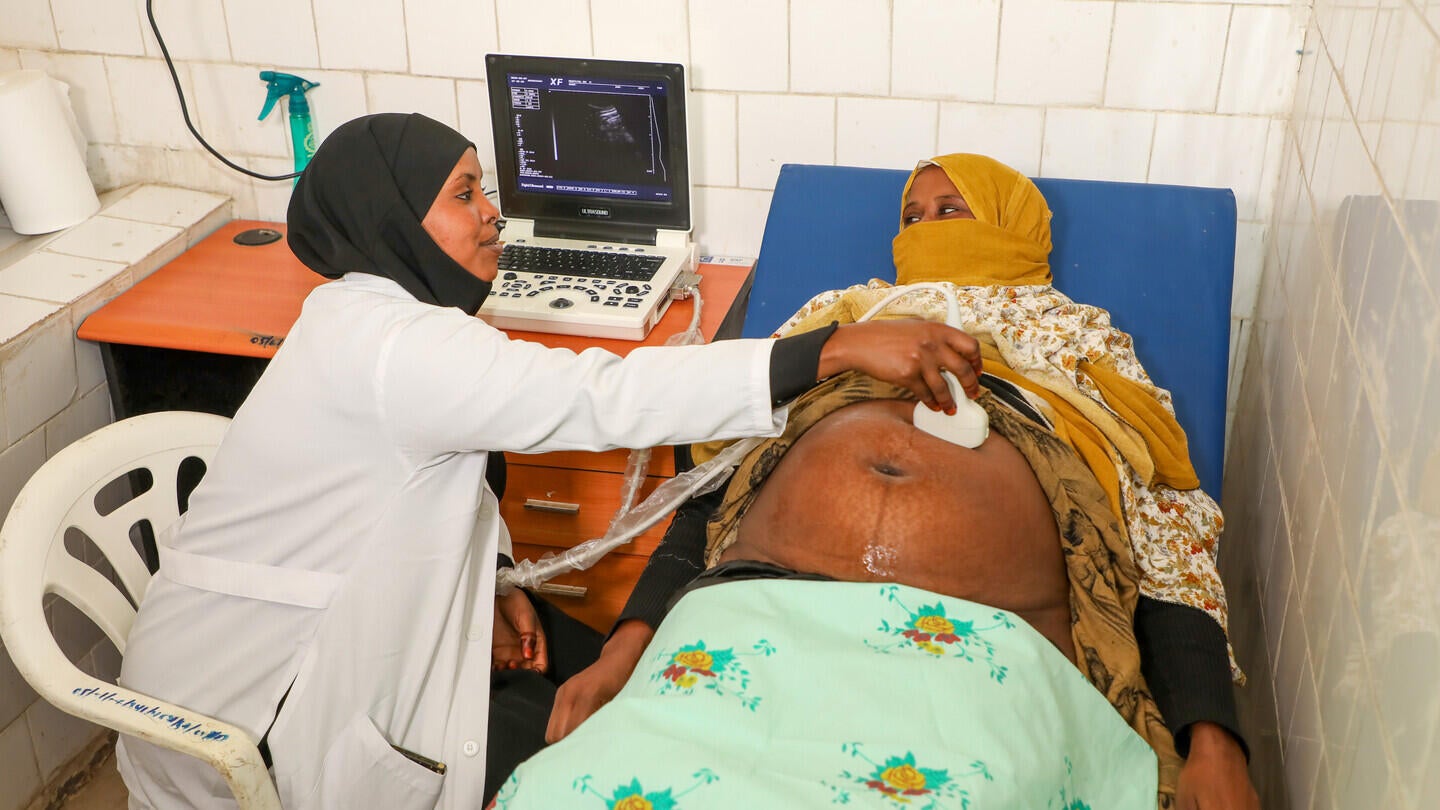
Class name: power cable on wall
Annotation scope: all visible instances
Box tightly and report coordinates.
[144,1,502,204]
[144,0,298,182]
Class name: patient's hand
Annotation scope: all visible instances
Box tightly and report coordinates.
[492,589,549,673]
[1176,722,1258,809]
[546,619,653,743]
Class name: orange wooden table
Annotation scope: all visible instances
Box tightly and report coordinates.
[78,220,755,421]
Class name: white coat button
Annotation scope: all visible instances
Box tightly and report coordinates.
[467,626,483,641]
[463,740,479,757]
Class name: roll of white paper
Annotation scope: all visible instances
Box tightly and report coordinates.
[0,70,100,235]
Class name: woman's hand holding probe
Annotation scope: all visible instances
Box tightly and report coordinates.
[818,319,983,413]
[491,589,549,673]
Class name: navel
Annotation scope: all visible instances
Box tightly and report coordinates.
[871,461,907,478]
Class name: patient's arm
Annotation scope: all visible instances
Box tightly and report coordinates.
[720,399,1074,659]
[1136,599,1243,756]
[547,481,723,743]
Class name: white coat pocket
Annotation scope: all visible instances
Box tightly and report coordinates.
[308,712,444,810]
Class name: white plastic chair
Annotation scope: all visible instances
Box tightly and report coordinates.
[0,411,282,810]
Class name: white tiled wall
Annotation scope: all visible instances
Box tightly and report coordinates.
[404,0,497,79]
[996,0,1111,107]
[1222,2,1440,808]
[314,0,408,73]
[0,186,230,809]
[0,0,1346,804]
[738,93,835,189]
[50,0,146,57]
[836,96,940,172]
[1107,4,1233,112]
[1,1,1303,264]
[1,1,1305,442]
[791,0,891,96]
[591,0,689,64]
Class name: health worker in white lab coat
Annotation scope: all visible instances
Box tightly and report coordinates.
[114,113,984,810]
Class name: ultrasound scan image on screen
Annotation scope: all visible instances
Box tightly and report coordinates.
[551,92,665,185]
[506,71,674,202]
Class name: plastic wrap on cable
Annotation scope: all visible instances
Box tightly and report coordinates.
[664,280,703,347]
[599,281,702,560]
[610,447,652,528]
[496,434,763,593]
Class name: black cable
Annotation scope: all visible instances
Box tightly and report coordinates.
[145,0,299,181]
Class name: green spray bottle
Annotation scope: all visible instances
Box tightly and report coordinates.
[258,71,320,179]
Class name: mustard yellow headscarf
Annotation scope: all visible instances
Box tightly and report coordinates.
[893,153,1052,287]
[892,153,1197,492]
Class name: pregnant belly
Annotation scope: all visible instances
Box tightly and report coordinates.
[722,399,1073,655]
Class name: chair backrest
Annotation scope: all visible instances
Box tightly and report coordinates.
[747,163,1236,497]
[0,411,280,809]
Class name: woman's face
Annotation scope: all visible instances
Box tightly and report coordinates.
[901,165,976,228]
[421,147,504,282]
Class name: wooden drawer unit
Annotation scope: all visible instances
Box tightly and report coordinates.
[501,455,673,556]
[510,541,651,633]
[503,451,680,632]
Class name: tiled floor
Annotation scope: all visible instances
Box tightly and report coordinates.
[61,751,127,810]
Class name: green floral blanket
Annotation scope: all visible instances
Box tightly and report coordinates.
[490,580,1157,809]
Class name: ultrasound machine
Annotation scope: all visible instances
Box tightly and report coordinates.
[480,54,695,340]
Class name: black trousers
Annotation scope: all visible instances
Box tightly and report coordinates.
[484,592,604,802]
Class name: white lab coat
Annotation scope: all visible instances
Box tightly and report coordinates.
[115,273,783,810]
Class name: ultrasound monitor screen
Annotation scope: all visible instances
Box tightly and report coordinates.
[506,71,673,203]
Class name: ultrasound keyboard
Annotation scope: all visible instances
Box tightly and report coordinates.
[479,240,690,340]
[497,245,665,280]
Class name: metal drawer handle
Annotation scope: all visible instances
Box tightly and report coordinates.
[534,583,588,598]
[523,498,580,514]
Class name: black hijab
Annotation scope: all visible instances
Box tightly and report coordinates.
[287,113,493,315]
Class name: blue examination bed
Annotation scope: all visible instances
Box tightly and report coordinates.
[746,164,1237,497]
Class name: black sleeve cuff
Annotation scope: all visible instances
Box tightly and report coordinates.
[613,483,728,633]
[486,451,507,500]
[768,322,839,406]
[1134,596,1248,759]
[497,553,514,570]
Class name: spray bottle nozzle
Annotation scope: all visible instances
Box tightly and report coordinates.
[258,71,320,178]
[258,71,319,121]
